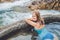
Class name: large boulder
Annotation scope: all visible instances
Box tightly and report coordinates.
[0,14,60,38]
[28,0,59,10]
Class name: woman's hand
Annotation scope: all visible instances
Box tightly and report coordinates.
[26,18,34,21]
[25,18,37,27]
[25,18,45,29]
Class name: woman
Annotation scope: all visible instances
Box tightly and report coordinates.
[25,10,54,40]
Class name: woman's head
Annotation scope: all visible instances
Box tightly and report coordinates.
[32,10,41,22]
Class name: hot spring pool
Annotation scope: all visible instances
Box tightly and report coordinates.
[0,1,60,40]
[0,9,60,40]
[0,0,60,40]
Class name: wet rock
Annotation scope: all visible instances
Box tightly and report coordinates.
[29,0,59,10]
[0,14,60,37]
[0,0,19,3]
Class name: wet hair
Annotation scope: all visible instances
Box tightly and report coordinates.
[33,11,44,24]
[33,11,41,21]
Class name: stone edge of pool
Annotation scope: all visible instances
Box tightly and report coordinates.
[0,14,60,38]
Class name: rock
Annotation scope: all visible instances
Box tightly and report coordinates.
[0,0,17,2]
[28,0,59,10]
[0,14,60,38]
[12,6,31,13]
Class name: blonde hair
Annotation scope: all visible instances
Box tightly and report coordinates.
[33,10,44,24]
[32,10,41,21]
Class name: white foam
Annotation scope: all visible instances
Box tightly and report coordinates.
[1,11,31,26]
[0,0,31,10]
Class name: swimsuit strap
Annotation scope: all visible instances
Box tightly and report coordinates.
[34,27,46,34]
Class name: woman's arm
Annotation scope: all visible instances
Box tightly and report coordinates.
[25,18,45,29]
[27,18,33,21]
[25,19,37,27]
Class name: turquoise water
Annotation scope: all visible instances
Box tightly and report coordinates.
[0,22,60,40]
[46,22,60,40]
